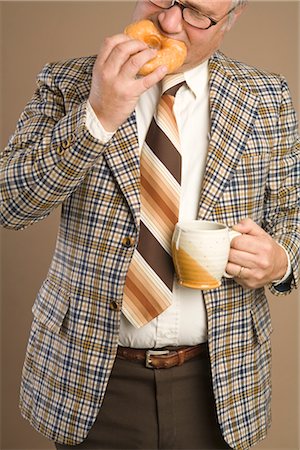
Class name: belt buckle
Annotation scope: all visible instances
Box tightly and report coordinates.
[145,349,170,369]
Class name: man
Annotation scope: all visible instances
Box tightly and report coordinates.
[1,0,299,449]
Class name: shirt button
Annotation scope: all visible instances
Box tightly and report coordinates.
[109,301,121,311]
[122,237,135,248]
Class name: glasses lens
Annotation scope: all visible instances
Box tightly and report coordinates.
[150,0,173,7]
[183,9,212,29]
[149,0,212,30]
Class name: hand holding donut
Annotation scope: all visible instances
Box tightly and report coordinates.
[124,20,187,75]
[88,21,187,132]
[88,32,168,132]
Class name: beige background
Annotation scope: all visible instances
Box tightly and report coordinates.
[1,1,299,449]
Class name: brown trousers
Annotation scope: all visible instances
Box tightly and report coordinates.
[55,347,231,449]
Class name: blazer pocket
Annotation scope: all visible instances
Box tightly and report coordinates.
[250,295,273,345]
[32,278,70,334]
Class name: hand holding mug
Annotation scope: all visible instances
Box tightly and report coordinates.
[226,218,289,288]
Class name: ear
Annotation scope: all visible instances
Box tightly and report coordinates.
[226,3,247,31]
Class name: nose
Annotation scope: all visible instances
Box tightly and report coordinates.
[157,4,184,34]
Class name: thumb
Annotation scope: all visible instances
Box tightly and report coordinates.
[233,218,266,237]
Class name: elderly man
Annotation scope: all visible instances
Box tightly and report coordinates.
[1,0,299,448]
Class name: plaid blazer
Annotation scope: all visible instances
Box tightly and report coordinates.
[1,51,299,449]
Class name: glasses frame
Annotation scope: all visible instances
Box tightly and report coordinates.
[149,0,237,30]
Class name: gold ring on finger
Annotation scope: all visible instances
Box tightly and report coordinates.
[237,266,245,278]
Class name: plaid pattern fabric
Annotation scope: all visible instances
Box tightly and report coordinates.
[1,51,299,449]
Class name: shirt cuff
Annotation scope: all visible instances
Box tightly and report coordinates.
[86,100,115,143]
[272,243,292,285]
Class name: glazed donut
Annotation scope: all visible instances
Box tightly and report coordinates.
[124,20,187,76]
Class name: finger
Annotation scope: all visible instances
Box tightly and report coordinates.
[230,234,266,256]
[229,248,256,269]
[128,62,168,97]
[233,218,266,237]
[122,47,158,78]
[139,65,168,91]
[97,34,132,66]
[225,262,249,279]
[103,39,149,75]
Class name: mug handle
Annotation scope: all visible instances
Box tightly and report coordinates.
[173,226,182,251]
[223,230,242,279]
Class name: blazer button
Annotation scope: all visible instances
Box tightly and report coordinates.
[62,139,70,149]
[56,145,64,156]
[110,301,121,311]
[122,236,135,248]
[62,134,76,149]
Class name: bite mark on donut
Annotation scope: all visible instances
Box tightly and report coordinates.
[145,35,161,50]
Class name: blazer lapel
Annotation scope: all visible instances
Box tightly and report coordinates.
[102,115,141,230]
[75,61,141,229]
[198,54,259,220]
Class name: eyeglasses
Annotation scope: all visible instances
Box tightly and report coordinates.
[148,0,236,30]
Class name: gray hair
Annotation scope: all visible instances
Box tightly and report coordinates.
[231,0,248,7]
[227,0,248,26]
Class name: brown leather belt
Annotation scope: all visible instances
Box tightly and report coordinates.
[117,343,208,369]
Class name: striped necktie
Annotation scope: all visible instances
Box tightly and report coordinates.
[123,79,184,328]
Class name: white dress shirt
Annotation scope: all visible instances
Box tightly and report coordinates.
[86,60,291,349]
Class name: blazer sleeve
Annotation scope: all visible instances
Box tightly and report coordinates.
[0,62,109,230]
[263,76,300,294]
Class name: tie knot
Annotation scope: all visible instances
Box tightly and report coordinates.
[162,74,185,97]
[164,81,185,97]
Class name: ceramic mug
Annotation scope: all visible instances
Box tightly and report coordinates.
[171,220,240,290]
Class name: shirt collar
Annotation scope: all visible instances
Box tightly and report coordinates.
[184,60,209,98]
[161,60,209,98]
